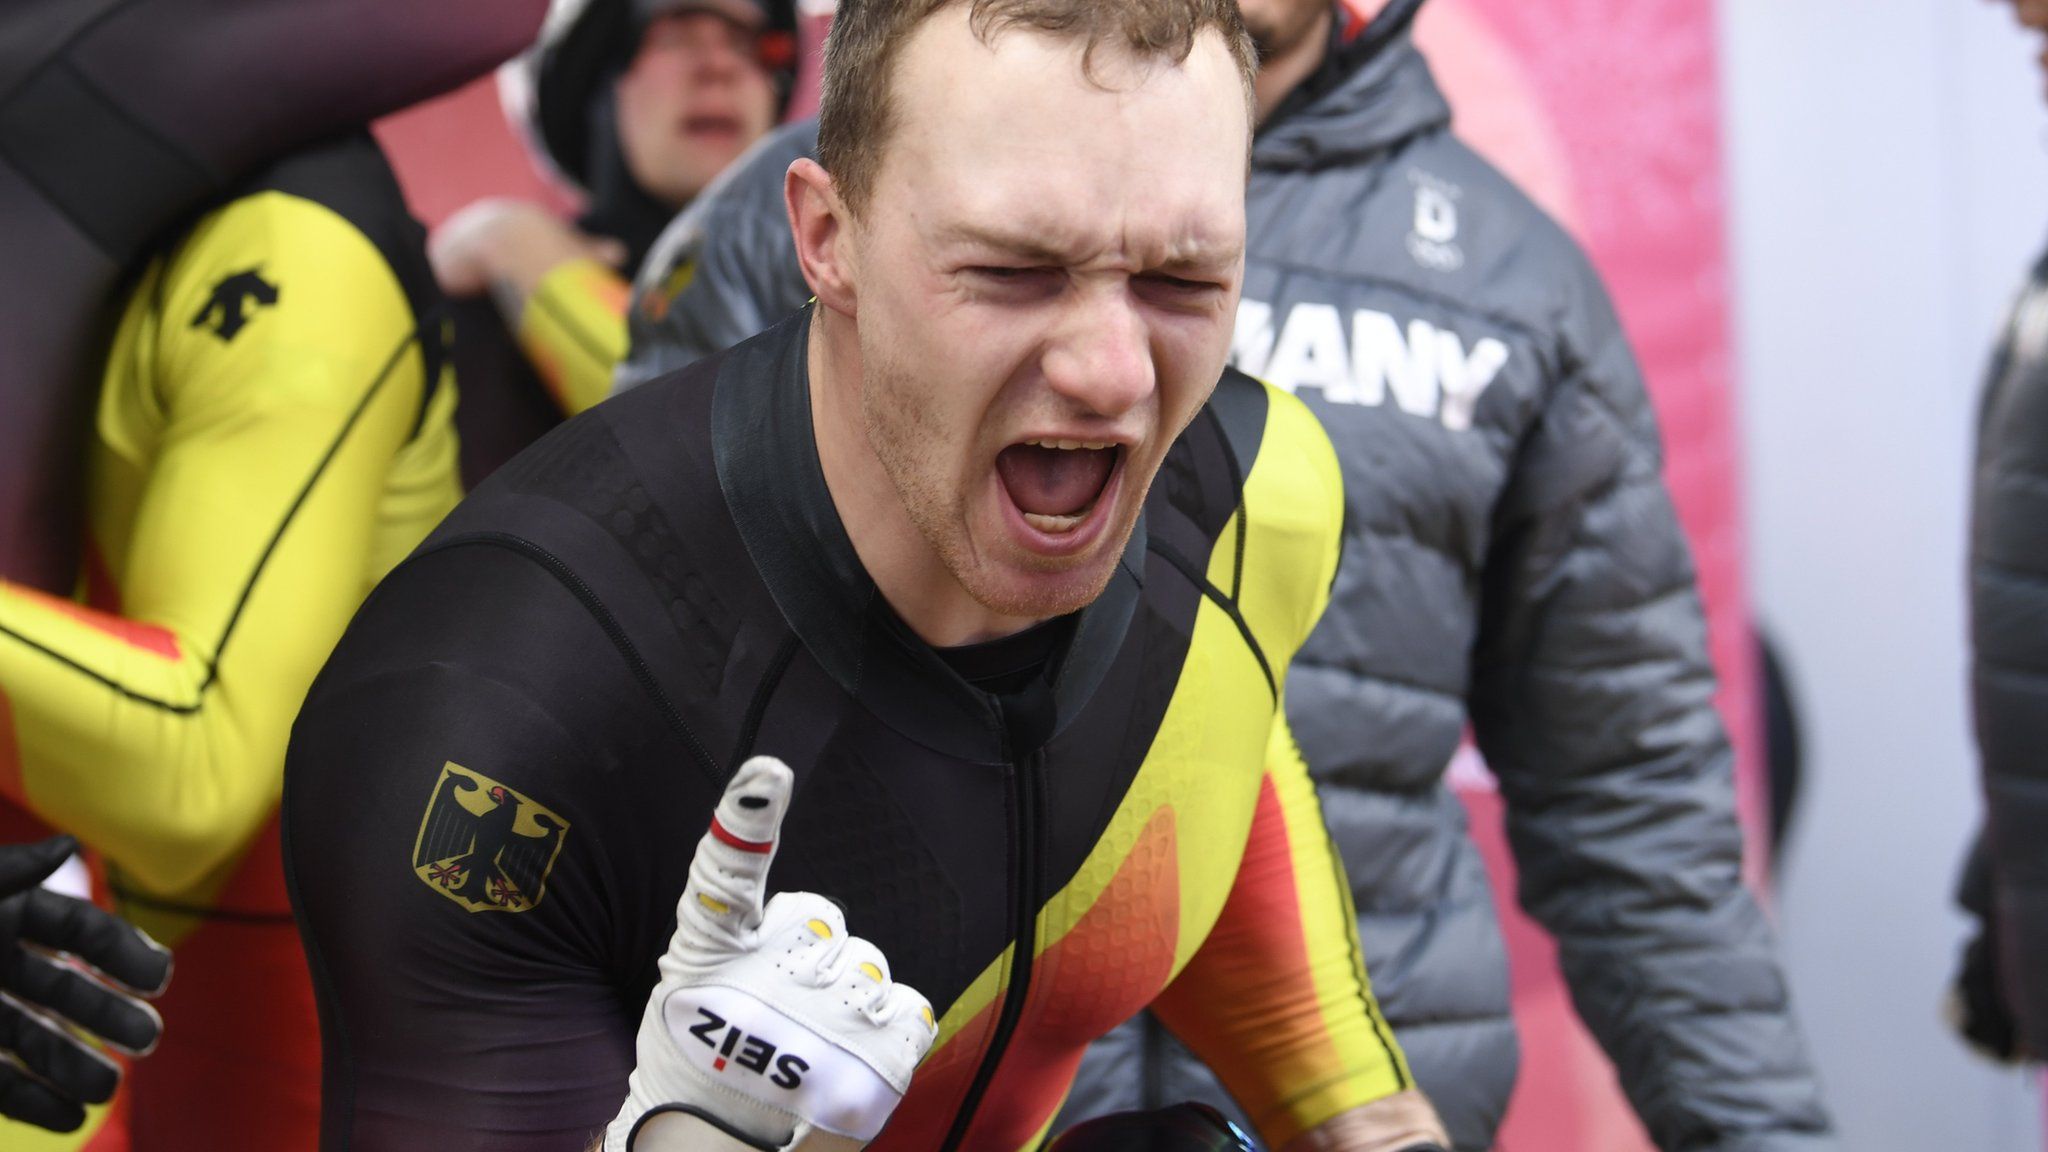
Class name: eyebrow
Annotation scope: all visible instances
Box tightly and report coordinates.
[938,221,1080,264]
[936,221,1237,273]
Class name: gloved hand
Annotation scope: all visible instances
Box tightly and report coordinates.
[0,835,172,1132]
[1947,837,2035,1064]
[606,757,936,1152]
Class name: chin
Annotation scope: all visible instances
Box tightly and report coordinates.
[961,550,1123,621]
[646,168,713,208]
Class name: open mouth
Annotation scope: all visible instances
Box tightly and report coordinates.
[995,439,1122,537]
[681,114,743,139]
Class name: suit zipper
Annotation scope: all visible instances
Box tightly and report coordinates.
[939,740,1044,1152]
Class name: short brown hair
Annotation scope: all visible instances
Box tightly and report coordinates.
[817,0,1257,218]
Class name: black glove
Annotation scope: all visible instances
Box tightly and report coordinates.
[1950,921,2027,1063]
[0,836,172,1132]
[1949,834,2033,1064]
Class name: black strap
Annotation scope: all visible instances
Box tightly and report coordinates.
[627,1104,783,1152]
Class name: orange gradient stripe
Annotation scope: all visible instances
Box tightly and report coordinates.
[1153,776,1364,1145]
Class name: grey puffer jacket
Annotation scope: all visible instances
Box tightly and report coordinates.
[615,27,1833,1152]
[1969,240,2048,1055]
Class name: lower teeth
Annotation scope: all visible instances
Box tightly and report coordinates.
[1024,511,1086,534]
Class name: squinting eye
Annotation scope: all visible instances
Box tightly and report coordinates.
[965,267,1062,297]
[1138,274,1223,299]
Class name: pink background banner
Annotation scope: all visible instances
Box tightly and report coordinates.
[375,2,1754,1145]
[1407,0,1754,1148]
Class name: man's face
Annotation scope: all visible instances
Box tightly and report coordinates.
[614,11,779,207]
[840,11,1250,621]
[1237,0,1331,59]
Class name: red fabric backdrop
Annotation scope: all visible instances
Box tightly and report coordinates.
[374,2,1756,1145]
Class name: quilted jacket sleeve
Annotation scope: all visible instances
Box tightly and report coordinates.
[615,120,819,391]
[1467,259,1834,1151]
[1970,251,2048,1055]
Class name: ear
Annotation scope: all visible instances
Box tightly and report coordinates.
[786,157,856,317]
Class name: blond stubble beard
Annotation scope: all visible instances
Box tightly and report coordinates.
[857,353,1132,623]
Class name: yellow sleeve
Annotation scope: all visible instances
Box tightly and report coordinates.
[0,190,432,896]
[1153,714,1411,1146]
[517,256,629,416]
[1151,384,1410,1146]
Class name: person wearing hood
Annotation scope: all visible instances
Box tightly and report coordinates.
[430,0,789,481]
[609,1,1837,1148]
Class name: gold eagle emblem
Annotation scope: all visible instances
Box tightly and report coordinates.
[411,763,568,913]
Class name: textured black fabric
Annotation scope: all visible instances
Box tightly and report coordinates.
[934,616,1075,696]
[615,18,1834,1152]
[1968,239,2048,1056]
[449,297,564,488]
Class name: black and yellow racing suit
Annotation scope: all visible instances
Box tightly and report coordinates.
[0,135,460,1150]
[284,307,1410,1151]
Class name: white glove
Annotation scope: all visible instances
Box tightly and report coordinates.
[606,756,937,1152]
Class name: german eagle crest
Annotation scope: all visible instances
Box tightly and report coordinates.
[412,763,568,913]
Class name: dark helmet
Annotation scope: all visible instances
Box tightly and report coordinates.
[517,0,798,192]
[1046,1104,1256,1152]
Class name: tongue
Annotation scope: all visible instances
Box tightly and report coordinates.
[996,444,1115,517]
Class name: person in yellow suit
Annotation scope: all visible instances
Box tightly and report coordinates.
[0,132,461,1151]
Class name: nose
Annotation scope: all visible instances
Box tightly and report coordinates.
[691,29,750,82]
[1040,288,1156,420]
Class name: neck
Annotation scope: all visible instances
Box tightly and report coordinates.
[1254,5,1334,124]
[807,310,1045,649]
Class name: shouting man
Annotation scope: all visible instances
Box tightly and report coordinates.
[286,2,1448,1150]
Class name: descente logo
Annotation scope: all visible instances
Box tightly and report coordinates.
[1233,299,1510,431]
[687,1007,810,1089]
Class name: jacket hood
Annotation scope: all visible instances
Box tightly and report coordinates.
[1253,27,1450,173]
[574,89,680,277]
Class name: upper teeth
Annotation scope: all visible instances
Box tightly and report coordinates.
[1025,439,1114,451]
